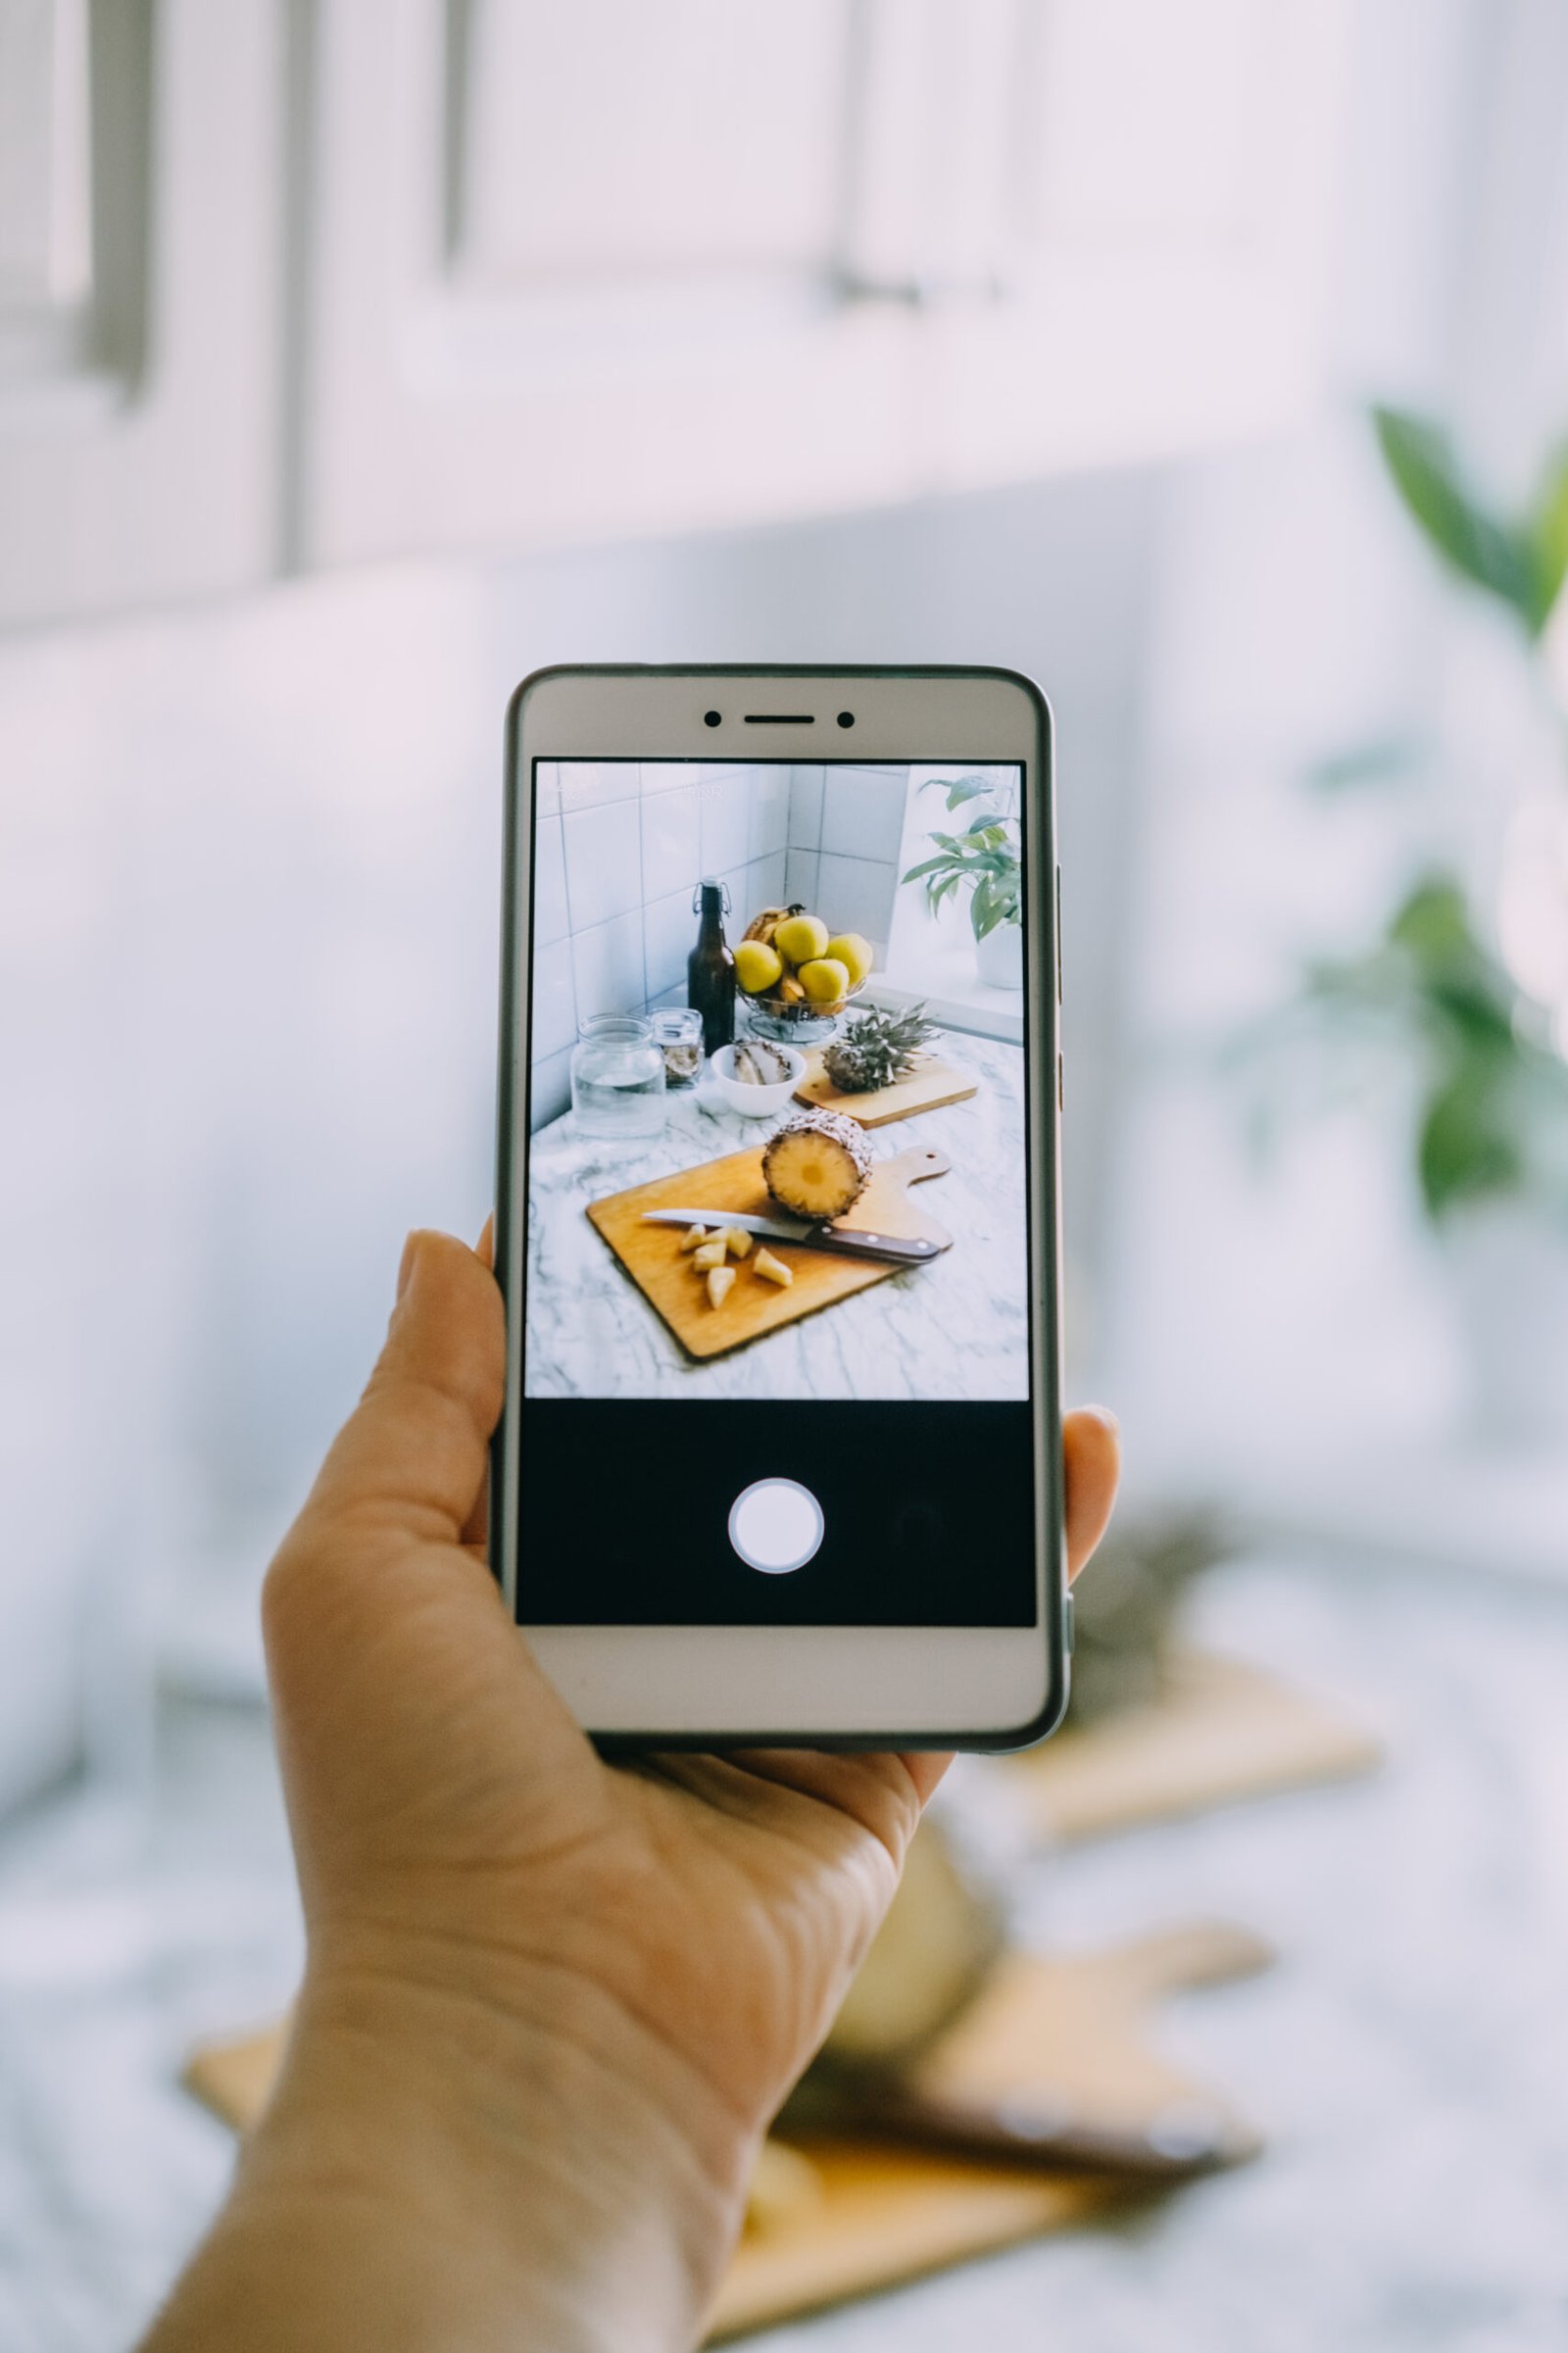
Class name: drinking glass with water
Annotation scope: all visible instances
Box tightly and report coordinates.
[570,1013,667,1141]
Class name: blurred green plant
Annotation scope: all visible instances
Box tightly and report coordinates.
[1373,408,1568,640]
[1264,409,1568,1230]
[1300,873,1568,1222]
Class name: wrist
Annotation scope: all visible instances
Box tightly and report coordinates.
[226,1945,758,2352]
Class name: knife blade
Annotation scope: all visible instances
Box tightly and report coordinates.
[640,1207,941,1265]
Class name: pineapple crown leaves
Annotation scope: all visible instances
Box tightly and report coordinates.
[840,1000,938,1055]
[823,999,940,1091]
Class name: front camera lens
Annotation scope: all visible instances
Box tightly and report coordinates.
[704,710,722,728]
[837,711,855,729]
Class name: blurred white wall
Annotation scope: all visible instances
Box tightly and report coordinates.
[6,0,1567,1812]
[1101,0,1568,1504]
[0,469,1155,1804]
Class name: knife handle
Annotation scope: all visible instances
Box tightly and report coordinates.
[816,1227,943,1264]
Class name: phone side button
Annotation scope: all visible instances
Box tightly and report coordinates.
[1062,1591,1075,1655]
[1054,864,1062,1003]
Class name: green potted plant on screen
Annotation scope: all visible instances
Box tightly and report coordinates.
[902,775,1023,989]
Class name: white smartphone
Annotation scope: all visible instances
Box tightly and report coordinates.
[491,665,1066,1748]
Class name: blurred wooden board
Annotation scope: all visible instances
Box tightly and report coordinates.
[184,2020,285,2131]
[793,1050,977,1126]
[186,1921,1268,2343]
[1007,1649,1384,1843]
[586,1143,951,1360]
[710,2142,1113,2339]
[895,1923,1267,2161]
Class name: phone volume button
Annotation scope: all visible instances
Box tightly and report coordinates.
[1054,864,1063,1004]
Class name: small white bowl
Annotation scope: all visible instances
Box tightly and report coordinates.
[710,1039,806,1117]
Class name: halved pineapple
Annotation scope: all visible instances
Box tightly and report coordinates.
[761,1108,873,1222]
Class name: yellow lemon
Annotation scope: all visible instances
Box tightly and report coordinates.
[822,932,871,989]
[734,939,783,995]
[774,912,829,966]
[798,956,851,1005]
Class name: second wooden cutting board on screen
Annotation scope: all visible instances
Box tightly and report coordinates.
[586,1145,952,1360]
[792,1049,977,1127]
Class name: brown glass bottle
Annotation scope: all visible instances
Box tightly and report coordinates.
[688,878,736,1056]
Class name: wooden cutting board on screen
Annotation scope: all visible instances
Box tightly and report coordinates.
[586,1143,952,1360]
[793,1049,978,1127]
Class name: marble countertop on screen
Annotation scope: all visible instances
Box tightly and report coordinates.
[523,1030,1033,1400]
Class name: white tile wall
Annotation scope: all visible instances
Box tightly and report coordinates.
[782,760,904,960]
[749,765,792,860]
[640,783,700,902]
[817,850,900,943]
[528,761,802,1129]
[788,764,824,845]
[559,760,634,810]
[564,798,642,931]
[569,906,644,1031]
[821,766,906,862]
[530,931,578,1058]
[784,847,818,905]
[643,886,694,1001]
[533,807,569,946]
[699,770,751,874]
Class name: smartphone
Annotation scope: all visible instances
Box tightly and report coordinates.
[491,665,1065,1748]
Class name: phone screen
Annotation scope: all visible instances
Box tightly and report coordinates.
[514,757,1038,1629]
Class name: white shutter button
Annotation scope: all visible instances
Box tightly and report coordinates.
[728,1479,825,1575]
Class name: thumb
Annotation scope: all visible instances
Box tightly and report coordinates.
[297,1229,506,1550]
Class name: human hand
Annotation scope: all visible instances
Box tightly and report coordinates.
[148,1230,1118,2353]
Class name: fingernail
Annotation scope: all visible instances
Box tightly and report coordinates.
[1083,1403,1121,1437]
[396,1231,419,1301]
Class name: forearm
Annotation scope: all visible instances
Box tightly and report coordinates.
[141,1959,756,2353]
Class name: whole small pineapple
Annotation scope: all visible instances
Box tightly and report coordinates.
[762,1108,873,1220]
[822,1001,939,1095]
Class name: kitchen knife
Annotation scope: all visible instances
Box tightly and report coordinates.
[783,2074,1249,2179]
[640,1207,942,1265]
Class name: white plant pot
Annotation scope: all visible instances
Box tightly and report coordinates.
[974,921,1023,991]
[1444,1203,1568,1444]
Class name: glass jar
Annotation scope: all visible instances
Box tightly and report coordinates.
[649,1005,705,1087]
[570,1013,666,1141]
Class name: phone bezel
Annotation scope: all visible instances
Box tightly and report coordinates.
[492,664,1065,1750]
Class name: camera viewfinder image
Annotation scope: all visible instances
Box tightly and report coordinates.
[523,760,1032,1403]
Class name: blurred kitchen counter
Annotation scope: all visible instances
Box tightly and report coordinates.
[2,1547,1566,2350]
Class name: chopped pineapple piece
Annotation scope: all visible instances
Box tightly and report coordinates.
[692,1239,727,1270]
[724,1226,755,1259]
[707,1264,737,1308]
[678,1223,711,1253]
[754,1247,793,1288]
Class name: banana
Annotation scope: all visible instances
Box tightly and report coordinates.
[742,903,805,949]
